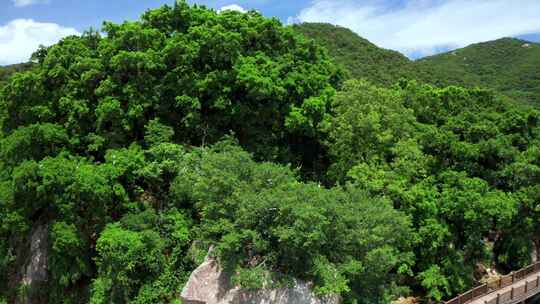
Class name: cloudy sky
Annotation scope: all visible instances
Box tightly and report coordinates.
[1,0,540,65]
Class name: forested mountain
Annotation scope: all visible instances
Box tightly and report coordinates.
[1,3,539,304]
[293,23,412,86]
[417,38,540,106]
[296,23,540,107]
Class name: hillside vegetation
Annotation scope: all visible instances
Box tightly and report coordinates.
[417,38,540,106]
[296,23,540,107]
[0,63,33,88]
[293,23,411,86]
[1,3,539,304]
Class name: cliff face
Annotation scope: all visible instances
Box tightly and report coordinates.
[17,223,49,304]
[181,250,340,304]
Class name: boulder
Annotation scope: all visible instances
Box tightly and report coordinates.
[392,297,420,304]
[181,250,340,304]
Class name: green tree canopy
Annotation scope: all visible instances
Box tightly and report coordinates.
[325,79,540,300]
[0,1,342,170]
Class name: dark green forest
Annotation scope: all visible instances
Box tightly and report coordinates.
[1,2,539,304]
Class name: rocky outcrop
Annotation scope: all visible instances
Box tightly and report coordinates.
[392,297,420,304]
[20,223,49,304]
[532,242,538,263]
[181,251,340,304]
[476,262,501,284]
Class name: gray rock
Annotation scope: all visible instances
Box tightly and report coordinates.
[20,223,49,304]
[532,240,538,263]
[181,250,340,304]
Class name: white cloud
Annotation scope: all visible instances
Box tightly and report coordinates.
[0,19,79,65]
[12,0,48,7]
[218,4,247,13]
[293,0,540,58]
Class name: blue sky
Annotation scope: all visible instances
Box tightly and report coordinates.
[1,0,540,65]
[0,1,300,31]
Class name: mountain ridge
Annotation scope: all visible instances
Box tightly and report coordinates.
[294,23,540,106]
[293,23,412,86]
[416,37,540,106]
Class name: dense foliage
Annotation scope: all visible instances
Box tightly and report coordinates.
[1,6,342,174]
[0,63,33,88]
[171,142,413,301]
[326,80,540,300]
[1,2,539,304]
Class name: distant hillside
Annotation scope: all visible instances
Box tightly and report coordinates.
[296,23,540,107]
[416,38,540,106]
[293,23,413,86]
[0,63,33,87]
